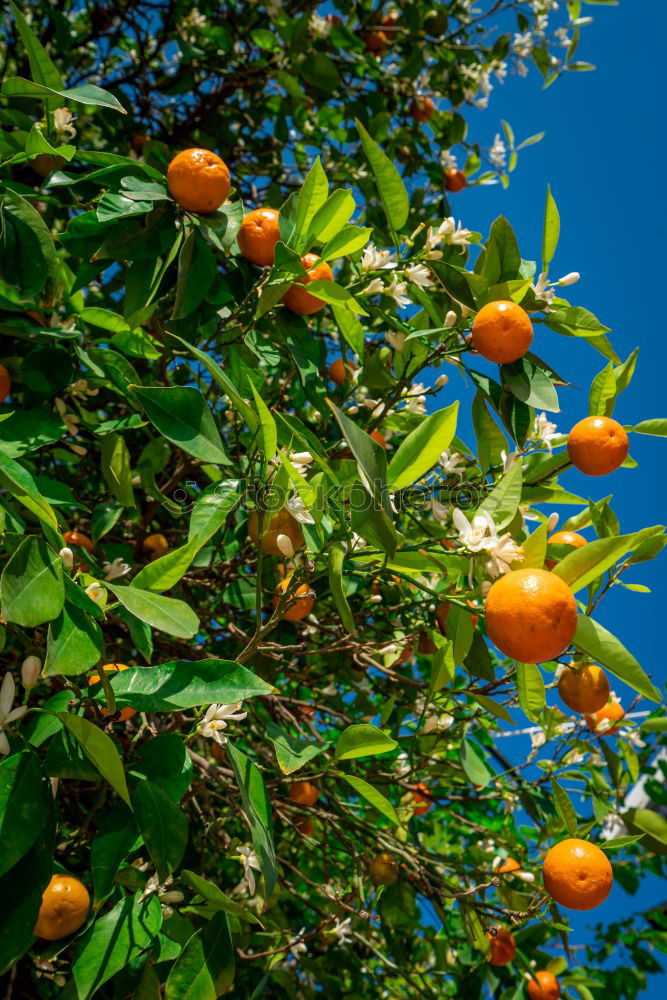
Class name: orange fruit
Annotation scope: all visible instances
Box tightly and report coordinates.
[558,663,610,715]
[369,852,399,886]
[62,530,94,555]
[329,358,356,385]
[0,363,11,403]
[167,148,230,214]
[281,253,334,315]
[143,533,169,559]
[542,838,612,910]
[487,928,516,965]
[32,153,65,177]
[484,568,578,664]
[471,300,534,364]
[33,875,90,941]
[363,11,398,55]
[237,207,281,266]
[273,577,315,621]
[545,530,587,569]
[527,970,561,1000]
[88,662,136,722]
[567,416,629,476]
[496,857,521,875]
[412,782,433,816]
[370,429,387,449]
[445,167,467,193]
[585,698,625,735]
[248,508,304,556]
[289,780,319,806]
[435,599,479,636]
[409,96,435,123]
[296,817,315,836]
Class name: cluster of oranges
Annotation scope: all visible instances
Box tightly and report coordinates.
[166,148,334,315]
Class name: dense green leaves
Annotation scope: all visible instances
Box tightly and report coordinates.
[58,713,131,806]
[387,402,459,490]
[226,743,277,899]
[165,912,235,1000]
[132,386,230,466]
[132,780,189,882]
[0,535,63,626]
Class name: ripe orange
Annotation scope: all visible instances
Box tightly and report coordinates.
[412,782,433,816]
[237,207,281,266]
[363,11,399,55]
[143,533,169,559]
[63,530,94,555]
[585,698,625,735]
[167,148,230,214]
[32,153,65,177]
[445,167,467,192]
[496,857,521,875]
[0,363,11,403]
[370,429,387,449]
[527,970,561,1000]
[329,358,356,385]
[542,838,612,910]
[471,300,534,364]
[248,508,304,556]
[88,662,136,722]
[435,599,479,636]
[409,96,435,123]
[558,663,610,714]
[484,568,578,663]
[289,780,319,806]
[273,577,315,621]
[567,416,629,476]
[545,530,587,570]
[487,928,516,965]
[282,253,333,315]
[33,874,90,941]
[369,852,399,886]
[296,817,315,836]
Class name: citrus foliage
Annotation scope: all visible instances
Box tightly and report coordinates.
[0,2,666,999]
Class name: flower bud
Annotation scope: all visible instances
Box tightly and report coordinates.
[444,310,457,327]
[21,655,42,689]
[435,374,449,388]
[158,890,184,904]
[558,271,580,286]
[276,533,295,558]
[59,547,74,569]
[291,451,313,466]
[547,512,559,532]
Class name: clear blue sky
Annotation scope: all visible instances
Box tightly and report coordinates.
[450,2,666,992]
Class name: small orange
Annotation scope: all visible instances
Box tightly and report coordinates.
[88,662,136,722]
[445,167,467,193]
[363,11,398,55]
[0,363,11,403]
[296,817,315,836]
[289,780,319,806]
[585,698,625,735]
[471,300,534,364]
[496,857,521,875]
[369,852,399,886]
[545,530,587,570]
[31,153,65,177]
[567,416,629,476]
[484,568,578,663]
[329,358,356,385]
[487,928,516,965]
[167,148,230,214]
[237,207,281,266]
[143,533,169,559]
[248,508,304,556]
[435,599,479,636]
[527,970,561,1000]
[409,96,435,123]
[412,782,433,816]
[370,429,387,449]
[62,530,94,555]
[558,663,610,715]
[542,838,612,910]
[33,874,90,941]
[273,577,315,621]
[282,253,334,315]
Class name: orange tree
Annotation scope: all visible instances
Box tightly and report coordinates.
[1,1,667,998]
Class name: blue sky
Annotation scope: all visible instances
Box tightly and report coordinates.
[446,2,666,991]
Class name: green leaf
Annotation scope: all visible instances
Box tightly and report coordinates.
[500,358,559,412]
[600,834,645,851]
[459,740,492,788]
[632,418,667,437]
[58,713,131,806]
[355,119,409,232]
[341,774,400,826]
[334,723,397,761]
[0,752,52,879]
[133,538,199,592]
[2,192,58,294]
[551,778,578,834]
[308,188,355,242]
[328,546,355,634]
[387,402,459,490]
[91,803,141,904]
[1,77,126,114]
[132,780,189,882]
[103,659,274,713]
[479,460,523,531]
[516,662,546,721]
[588,362,617,417]
[320,224,372,261]
[552,533,640,593]
[470,693,514,725]
[9,2,64,97]
[266,722,330,775]
[249,382,277,464]
[294,157,329,247]
[132,385,230,466]
[472,391,506,474]
[0,535,64,627]
[44,603,103,677]
[106,583,199,639]
[173,231,217,319]
[167,335,258,432]
[521,522,548,569]
[73,893,162,999]
[100,432,135,507]
[132,734,193,802]
[541,184,560,267]
[165,911,235,1000]
[0,447,58,530]
[91,501,123,543]
[0,810,54,976]
[226,742,277,899]
[188,481,240,546]
[181,870,262,925]
[328,400,390,515]
[332,305,365,358]
[574,615,660,702]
